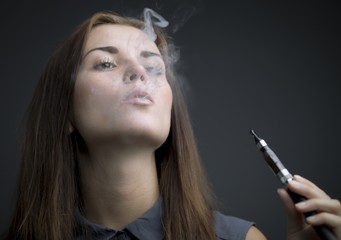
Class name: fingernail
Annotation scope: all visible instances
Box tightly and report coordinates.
[289,180,301,187]
[293,175,302,180]
[295,202,306,208]
[306,216,316,222]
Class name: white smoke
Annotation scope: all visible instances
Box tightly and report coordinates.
[142,8,169,41]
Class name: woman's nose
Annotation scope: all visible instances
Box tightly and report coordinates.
[125,64,146,82]
[129,73,145,81]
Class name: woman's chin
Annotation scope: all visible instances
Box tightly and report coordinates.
[83,125,170,150]
[119,127,169,149]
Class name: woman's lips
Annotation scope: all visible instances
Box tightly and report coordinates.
[124,90,154,105]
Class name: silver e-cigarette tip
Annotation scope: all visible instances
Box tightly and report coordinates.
[250,129,267,149]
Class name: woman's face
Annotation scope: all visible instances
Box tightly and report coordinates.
[73,24,173,148]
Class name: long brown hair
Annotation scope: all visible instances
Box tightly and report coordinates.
[5,11,216,240]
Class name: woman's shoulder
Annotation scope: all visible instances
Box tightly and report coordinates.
[213,211,255,240]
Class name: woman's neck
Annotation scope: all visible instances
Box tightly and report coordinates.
[78,143,160,230]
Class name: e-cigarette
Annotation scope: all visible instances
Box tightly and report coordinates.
[250,130,336,240]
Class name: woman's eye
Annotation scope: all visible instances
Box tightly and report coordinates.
[94,59,116,71]
[145,65,165,76]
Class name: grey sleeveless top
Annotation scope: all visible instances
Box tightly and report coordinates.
[74,199,254,240]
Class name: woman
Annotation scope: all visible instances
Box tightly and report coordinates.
[4,10,341,240]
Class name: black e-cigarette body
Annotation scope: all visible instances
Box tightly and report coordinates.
[250,130,336,240]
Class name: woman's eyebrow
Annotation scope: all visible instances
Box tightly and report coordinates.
[83,46,161,60]
[83,46,119,59]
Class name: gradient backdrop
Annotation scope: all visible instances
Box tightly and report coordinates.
[1,1,340,239]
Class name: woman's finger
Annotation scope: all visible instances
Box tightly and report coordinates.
[277,188,306,231]
[306,212,341,238]
[306,212,341,228]
[292,175,318,188]
[295,198,341,215]
[288,177,329,200]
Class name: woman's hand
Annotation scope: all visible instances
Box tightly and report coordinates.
[277,175,341,240]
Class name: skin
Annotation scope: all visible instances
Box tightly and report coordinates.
[73,24,172,229]
[72,24,267,237]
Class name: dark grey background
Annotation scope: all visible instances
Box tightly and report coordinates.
[1,0,340,239]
